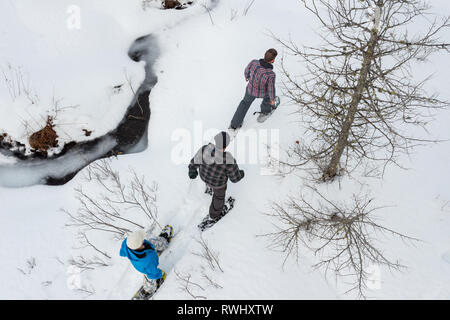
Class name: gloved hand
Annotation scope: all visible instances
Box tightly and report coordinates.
[189,169,198,179]
[239,170,245,179]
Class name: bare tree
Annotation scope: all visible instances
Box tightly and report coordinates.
[174,269,207,300]
[201,269,223,289]
[68,255,110,271]
[264,186,419,298]
[275,0,450,181]
[0,63,39,105]
[192,234,224,273]
[63,159,160,262]
[243,0,256,16]
[230,8,238,21]
[201,2,215,25]
[17,257,37,275]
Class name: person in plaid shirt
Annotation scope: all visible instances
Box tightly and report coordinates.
[188,132,244,221]
[230,48,278,130]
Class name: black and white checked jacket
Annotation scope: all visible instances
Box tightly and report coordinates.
[189,143,244,187]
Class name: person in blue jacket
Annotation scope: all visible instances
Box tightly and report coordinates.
[120,225,173,296]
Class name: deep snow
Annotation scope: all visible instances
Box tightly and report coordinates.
[0,0,450,300]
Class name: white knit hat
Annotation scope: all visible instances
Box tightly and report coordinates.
[127,229,145,250]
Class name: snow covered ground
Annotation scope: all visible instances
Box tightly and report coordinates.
[1,0,450,300]
[0,0,208,156]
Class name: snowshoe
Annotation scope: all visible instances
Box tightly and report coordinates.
[132,287,153,300]
[132,272,166,301]
[159,225,174,243]
[223,196,235,214]
[197,216,220,232]
[156,271,166,289]
[255,96,280,123]
[198,197,235,231]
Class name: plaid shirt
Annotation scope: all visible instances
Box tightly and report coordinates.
[245,59,276,101]
[189,144,244,187]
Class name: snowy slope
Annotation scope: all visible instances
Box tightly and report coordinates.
[1,0,450,300]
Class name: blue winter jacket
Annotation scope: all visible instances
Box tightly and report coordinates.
[119,239,163,279]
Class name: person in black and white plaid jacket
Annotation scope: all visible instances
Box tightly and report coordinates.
[188,131,244,220]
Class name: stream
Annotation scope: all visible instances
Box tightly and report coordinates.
[0,1,219,188]
[0,34,158,188]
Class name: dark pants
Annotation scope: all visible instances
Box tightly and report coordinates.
[209,184,227,219]
[230,90,272,129]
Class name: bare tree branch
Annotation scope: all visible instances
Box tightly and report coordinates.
[274,0,450,180]
[262,185,420,298]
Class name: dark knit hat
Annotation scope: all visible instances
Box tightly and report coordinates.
[214,131,231,150]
